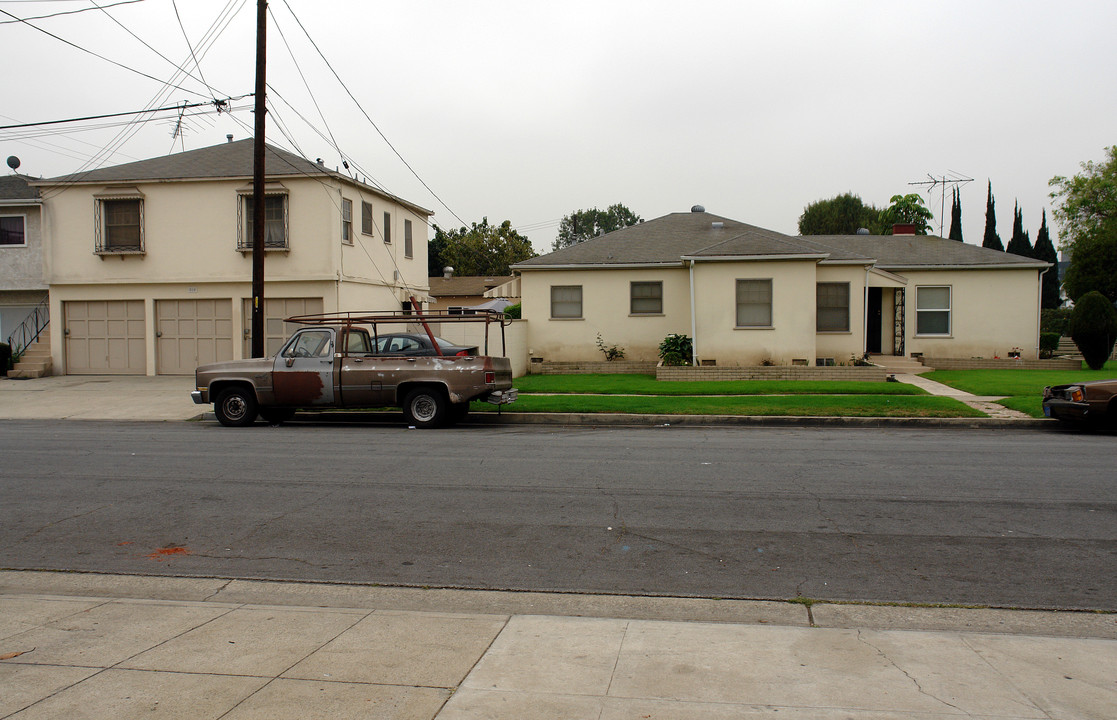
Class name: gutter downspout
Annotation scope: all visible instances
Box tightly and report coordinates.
[863,266,871,357]
[1036,267,1049,357]
[689,259,698,366]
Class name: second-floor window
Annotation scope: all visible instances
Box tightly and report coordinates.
[95,196,144,253]
[361,201,373,235]
[0,215,25,246]
[342,199,353,244]
[383,211,392,243]
[239,193,288,250]
[404,219,413,258]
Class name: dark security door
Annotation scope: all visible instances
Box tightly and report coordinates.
[867,287,883,354]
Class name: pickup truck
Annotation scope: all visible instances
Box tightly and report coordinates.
[191,317,517,428]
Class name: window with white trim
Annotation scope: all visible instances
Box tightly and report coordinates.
[94,192,145,254]
[916,286,951,335]
[404,219,413,258]
[630,281,663,314]
[0,215,25,246]
[550,285,582,318]
[736,278,772,327]
[238,193,288,250]
[342,198,353,244]
[816,282,850,332]
[361,201,373,235]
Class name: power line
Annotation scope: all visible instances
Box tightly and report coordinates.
[0,96,248,130]
[0,0,142,23]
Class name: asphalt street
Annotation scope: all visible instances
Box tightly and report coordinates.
[2,419,1114,610]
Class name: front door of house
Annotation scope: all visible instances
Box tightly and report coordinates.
[867,287,883,354]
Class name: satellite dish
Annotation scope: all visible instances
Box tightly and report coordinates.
[6,156,20,171]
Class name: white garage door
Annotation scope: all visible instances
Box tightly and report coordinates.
[156,299,234,375]
[64,300,146,375]
[242,297,323,357]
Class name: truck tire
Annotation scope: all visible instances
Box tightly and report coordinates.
[215,387,258,427]
[403,387,448,428]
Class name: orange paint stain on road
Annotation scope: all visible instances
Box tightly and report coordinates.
[147,546,190,561]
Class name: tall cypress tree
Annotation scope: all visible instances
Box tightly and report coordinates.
[1006,201,1033,256]
[1032,209,1061,308]
[982,181,1004,251]
[948,187,964,241]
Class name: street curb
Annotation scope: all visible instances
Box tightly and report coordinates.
[275,410,1059,430]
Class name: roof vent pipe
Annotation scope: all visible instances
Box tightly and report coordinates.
[226,134,234,143]
[711,222,724,229]
[443,266,454,278]
[856,228,870,235]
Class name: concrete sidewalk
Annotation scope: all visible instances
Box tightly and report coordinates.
[2,571,1115,720]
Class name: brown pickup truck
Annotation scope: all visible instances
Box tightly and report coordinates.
[191,313,517,428]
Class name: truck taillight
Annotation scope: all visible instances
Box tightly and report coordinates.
[485,371,495,384]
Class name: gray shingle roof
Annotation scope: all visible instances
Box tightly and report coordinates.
[32,139,431,215]
[427,275,513,297]
[513,209,1049,270]
[0,175,41,201]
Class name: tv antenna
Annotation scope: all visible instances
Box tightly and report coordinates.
[908,171,974,235]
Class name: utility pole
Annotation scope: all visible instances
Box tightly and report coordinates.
[250,0,267,357]
[908,171,973,236]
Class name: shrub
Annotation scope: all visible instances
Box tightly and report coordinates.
[658,333,693,366]
[1041,308,1072,336]
[503,302,521,319]
[1069,291,1117,370]
[1039,332,1061,359]
[595,333,625,361]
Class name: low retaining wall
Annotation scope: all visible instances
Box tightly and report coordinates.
[656,366,887,382]
[532,360,658,375]
[921,357,1081,370]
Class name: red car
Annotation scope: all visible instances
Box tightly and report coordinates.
[1042,379,1117,426]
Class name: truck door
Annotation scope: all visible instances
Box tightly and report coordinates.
[337,328,388,406]
[272,328,336,406]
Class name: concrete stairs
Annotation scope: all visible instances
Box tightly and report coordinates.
[8,335,52,378]
[869,354,930,375]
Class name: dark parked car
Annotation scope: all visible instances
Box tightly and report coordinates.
[1042,379,1117,425]
[372,333,479,357]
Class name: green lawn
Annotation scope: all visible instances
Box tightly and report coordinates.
[513,373,926,396]
[478,393,983,418]
[923,360,1117,418]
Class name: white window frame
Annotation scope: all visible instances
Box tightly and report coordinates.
[0,214,27,247]
[915,285,952,336]
[237,190,289,251]
[342,198,353,244]
[93,190,145,255]
[550,285,583,319]
[736,278,773,328]
[630,281,663,315]
[816,282,850,332]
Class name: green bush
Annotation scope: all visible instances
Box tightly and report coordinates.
[0,342,10,375]
[1041,307,1072,336]
[595,333,625,361]
[503,302,521,319]
[1069,291,1117,370]
[658,333,693,366]
[1039,332,1061,358]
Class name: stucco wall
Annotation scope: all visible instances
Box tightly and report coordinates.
[814,264,868,362]
[0,205,44,290]
[902,268,1042,359]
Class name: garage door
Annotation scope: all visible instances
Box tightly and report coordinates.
[156,299,234,375]
[242,297,323,357]
[64,300,146,375]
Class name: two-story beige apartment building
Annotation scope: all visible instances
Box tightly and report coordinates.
[33,138,431,375]
[513,207,1050,366]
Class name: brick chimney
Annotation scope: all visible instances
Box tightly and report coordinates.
[892,223,916,236]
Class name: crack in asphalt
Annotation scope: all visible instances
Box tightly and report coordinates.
[13,504,112,545]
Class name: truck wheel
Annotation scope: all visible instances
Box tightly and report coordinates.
[215,387,258,427]
[403,387,448,428]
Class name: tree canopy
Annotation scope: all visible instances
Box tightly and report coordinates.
[428,218,536,277]
[553,204,642,250]
[879,194,933,235]
[947,188,964,242]
[982,181,1004,251]
[797,193,881,235]
[1062,217,1117,303]
[1049,145,1117,251]
[1032,210,1061,309]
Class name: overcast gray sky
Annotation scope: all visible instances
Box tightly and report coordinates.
[3,0,1114,254]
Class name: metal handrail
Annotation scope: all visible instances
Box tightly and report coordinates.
[6,295,49,363]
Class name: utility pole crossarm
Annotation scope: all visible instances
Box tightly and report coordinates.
[908,172,974,236]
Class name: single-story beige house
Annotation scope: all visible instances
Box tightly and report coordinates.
[32,139,432,375]
[513,207,1050,365]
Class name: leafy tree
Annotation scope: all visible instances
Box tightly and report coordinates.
[1032,210,1061,309]
[1069,290,1117,370]
[1049,145,1117,252]
[947,187,964,242]
[797,193,881,235]
[1062,217,1117,303]
[1006,202,1033,257]
[553,204,642,250]
[429,218,536,276]
[982,181,1003,251]
[878,194,933,235]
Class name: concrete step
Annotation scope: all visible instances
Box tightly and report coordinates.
[9,338,52,378]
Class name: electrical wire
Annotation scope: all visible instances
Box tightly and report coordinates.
[0,0,142,23]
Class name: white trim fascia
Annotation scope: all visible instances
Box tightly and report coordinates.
[819,258,875,265]
[681,253,829,262]
[0,199,41,207]
[878,262,1052,271]
[869,267,908,284]
[512,261,684,271]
